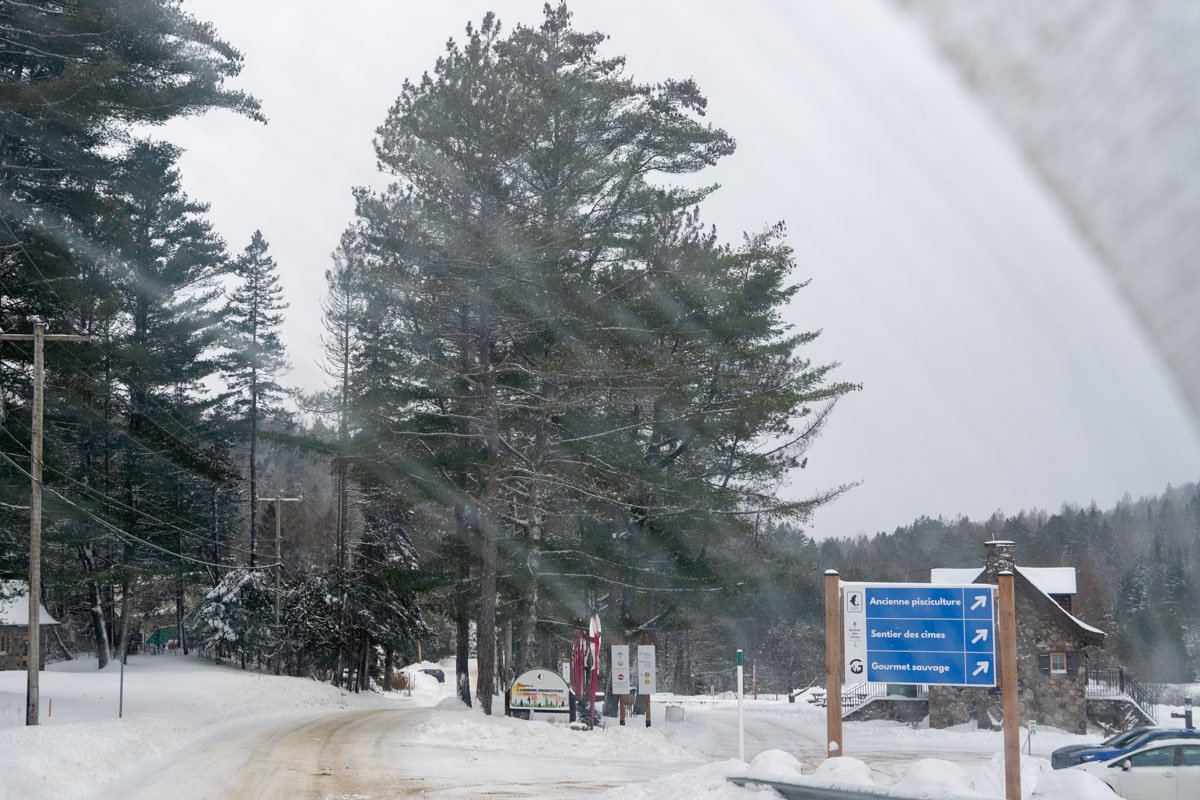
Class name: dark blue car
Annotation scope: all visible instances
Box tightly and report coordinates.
[1051,726,1200,769]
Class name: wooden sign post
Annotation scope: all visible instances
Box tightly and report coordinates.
[998,571,1021,800]
[824,570,843,757]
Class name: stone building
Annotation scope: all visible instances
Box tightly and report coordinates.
[927,540,1104,734]
[0,580,59,671]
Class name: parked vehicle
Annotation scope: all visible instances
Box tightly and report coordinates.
[1052,726,1200,769]
[1073,738,1200,799]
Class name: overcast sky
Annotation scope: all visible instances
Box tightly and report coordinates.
[161,0,1200,540]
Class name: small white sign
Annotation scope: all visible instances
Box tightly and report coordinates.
[637,645,657,694]
[611,645,632,694]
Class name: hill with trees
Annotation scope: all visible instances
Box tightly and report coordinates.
[818,482,1200,684]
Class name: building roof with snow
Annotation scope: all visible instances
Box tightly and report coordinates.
[931,541,1103,642]
[0,580,59,626]
[930,566,1077,596]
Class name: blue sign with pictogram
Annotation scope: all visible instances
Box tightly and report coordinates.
[842,582,996,687]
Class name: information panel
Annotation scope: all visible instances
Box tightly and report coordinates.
[637,645,657,694]
[842,582,995,687]
[510,669,571,711]
[611,645,632,694]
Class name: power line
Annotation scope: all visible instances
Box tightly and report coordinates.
[0,428,258,560]
[0,449,244,571]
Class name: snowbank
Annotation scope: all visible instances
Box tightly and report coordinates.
[0,654,1147,798]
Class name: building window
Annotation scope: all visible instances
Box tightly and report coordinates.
[1038,650,1081,675]
[0,634,7,654]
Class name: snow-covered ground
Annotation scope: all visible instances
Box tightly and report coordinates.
[4,654,1190,798]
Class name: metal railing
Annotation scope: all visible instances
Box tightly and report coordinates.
[1087,667,1158,723]
[840,682,928,714]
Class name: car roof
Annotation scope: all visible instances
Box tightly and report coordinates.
[1080,736,1200,763]
[1072,728,1199,752]
[1104,728,1200,746]
[1138,729,1200,740]
[1127,737,1200,751]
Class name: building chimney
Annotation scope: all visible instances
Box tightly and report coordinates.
[984,540,1016,581]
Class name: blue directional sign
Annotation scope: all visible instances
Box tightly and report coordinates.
[842,582,995,687]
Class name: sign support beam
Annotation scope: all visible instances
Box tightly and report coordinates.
[824,570,843,758]
[998,571,1021,800]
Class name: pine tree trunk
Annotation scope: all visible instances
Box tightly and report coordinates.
[500,621,511,693]
[456,620,472,706]
[248,381,258,568]
[518,502,542,675]
[475,237,499,715]
[176,586,187,656]
[176,529,188,655]
[209,485,222,586]
[116,573,134,663]
[455,560,473,708]
[86,578,110,669]
[334,588,347,687]
[477,510,497,714]
[358,639,365,691]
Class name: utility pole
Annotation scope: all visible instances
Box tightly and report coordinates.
[1,323,91,726]
[256,495,302,624]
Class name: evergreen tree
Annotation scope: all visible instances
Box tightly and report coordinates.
[87,140,232,661]
[320,229,369,582]
[1,0,260,663]
[197,568,276,666]
[1,0,261,346]
[317,229,370,682]
[340,501,424,691]
[350,4,856,711]
[222,231,289,569]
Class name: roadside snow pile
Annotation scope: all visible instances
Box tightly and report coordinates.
[1020,756,1131,799]
[405,695,702,762]
[613,759,750,800]
[745,749,806,782]
[892,758,976,795]
[0,654,387,799]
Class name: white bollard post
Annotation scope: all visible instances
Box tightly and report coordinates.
[737,648,745,761]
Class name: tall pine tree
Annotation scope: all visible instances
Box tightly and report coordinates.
[223,231,289,569]
[1,0,260,663]
[349,4,856,710]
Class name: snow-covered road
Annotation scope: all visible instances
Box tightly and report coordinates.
[96,702,705,799]
[101,708,432,799]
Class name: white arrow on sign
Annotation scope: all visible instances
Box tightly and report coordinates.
[970,595,988,611]
[972,661,990,676]
[971,629,989,644]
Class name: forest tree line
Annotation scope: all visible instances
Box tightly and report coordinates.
[1,1,858,707]
[818,482,1200,684]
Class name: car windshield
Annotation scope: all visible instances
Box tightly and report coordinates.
[1103,728,1154,748]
